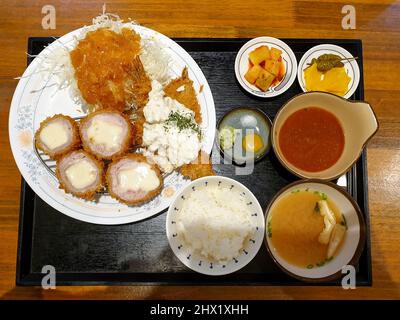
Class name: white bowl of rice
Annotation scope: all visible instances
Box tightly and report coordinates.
[166,176,265,275]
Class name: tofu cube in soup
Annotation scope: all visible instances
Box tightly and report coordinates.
[249,46,270,65]
[270,47,282,61]
[244,64,263,84]
[255,69,275,91]
[264,60,280,76]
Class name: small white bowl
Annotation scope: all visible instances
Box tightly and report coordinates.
[235,36,297,98]
[166,176,265,276]
[297,44,360,99]
[265,180,366,282]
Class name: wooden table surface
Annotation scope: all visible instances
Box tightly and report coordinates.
[1,0,399,300]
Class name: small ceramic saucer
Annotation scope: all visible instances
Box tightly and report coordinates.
[235,36,297,98]
[297,44,360,99]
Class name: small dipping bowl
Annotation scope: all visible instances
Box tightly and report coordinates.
[272,91,379,180]
[217,107,272,164]
[265,179,366,282]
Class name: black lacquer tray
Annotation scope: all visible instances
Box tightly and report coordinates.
[16,37,372,286]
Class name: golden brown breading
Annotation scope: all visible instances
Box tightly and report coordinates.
[35,114,80,159]
[79,109,133,160]
[130,55,152,109]
[70,28,143,111]
[128,56,152,146]
[132,109,145,146]
[164,67,202,124]
[56,150,104,200]
[106,154,164,206]
[180,151,215,181]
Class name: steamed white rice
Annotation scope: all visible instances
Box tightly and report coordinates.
[176,185,255,263]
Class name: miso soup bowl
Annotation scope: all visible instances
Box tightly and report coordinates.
[264,179,366,282]
[271,91,379,181]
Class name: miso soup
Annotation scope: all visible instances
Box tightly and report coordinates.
[268,189,346,268]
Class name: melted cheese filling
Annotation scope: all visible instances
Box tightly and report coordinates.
[65,160,97,189]
[40,121,69,149]
[117,163,160,192]
[87,118,124,149]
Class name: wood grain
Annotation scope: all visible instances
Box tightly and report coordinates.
[1,0,400,299]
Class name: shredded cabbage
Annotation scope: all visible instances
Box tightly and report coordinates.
[140,39,172,85]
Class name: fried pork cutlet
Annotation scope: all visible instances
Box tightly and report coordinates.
[106,154,163,205]
[35,114,80,159]
[164,67,202,124]
[70,28,151,111]
[180,151,215,181]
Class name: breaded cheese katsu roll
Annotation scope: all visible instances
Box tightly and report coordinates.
[106,154,163,205]
[56,150,104,200]
[35,114,80,159]
[79,110,132,160]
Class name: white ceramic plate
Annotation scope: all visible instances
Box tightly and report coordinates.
[235,37,297,98]
[297,44,360,99]
[265,180,366,282]
[166,176,265,276]
[9,25,216,225]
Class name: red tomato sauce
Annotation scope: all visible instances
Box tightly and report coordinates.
[278,107,345,172]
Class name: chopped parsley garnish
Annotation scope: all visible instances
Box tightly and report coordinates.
[314,191,328,200]
[311,257,334,269]
[316,261,325,267]
[164,111,201,138]
[267,220,272,238]
[340,214,348,229]
[326,256,334,262]
[314,202,320,213]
